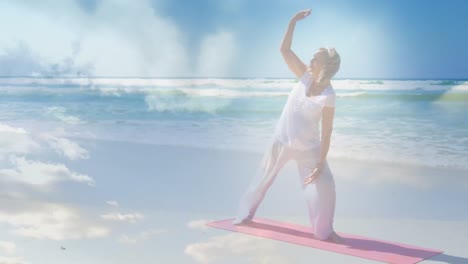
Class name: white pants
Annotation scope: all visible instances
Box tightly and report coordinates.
[233,138,336,240]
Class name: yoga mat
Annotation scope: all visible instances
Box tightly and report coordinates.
[206,218,443,264]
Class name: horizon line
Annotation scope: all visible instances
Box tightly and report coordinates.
[0,76,467,81]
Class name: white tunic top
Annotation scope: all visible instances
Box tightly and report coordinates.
[273,71,336,150]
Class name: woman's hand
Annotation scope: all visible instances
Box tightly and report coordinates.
[292,9,311,22]
[303,167,321,185]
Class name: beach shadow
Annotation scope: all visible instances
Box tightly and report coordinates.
[242,221,443,260]
[343,236,441,259]
[424,253,468,264]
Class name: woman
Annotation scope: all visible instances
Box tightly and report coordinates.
[232,9,344,243]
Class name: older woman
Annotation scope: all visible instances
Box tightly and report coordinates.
[232,9,344,243]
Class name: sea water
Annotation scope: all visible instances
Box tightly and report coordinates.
[0,77,466,170]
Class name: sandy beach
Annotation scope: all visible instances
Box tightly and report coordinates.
[2,1,468,263]
[8,138,463,264]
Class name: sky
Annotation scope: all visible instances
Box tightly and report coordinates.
[0,0,467,79]
[0,1,467,263]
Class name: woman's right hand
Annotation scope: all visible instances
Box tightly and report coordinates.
[303,167,321,185]
[292,9,311,22]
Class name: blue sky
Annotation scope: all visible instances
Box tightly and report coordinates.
[0,2,467,264]
[0,0,467,78]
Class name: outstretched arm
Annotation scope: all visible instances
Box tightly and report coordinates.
[280,9,310,78]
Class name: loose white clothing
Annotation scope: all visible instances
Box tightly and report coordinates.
[274,70,336,150]
[233,71,337,240]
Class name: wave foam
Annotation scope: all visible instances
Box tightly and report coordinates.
[1,77,467,91]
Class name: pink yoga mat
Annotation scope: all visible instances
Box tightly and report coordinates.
[206,218,443,264]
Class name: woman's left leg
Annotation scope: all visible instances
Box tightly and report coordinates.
[295,155,336,240]
[233,139,292,225]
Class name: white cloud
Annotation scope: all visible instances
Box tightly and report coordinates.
[0,123,39,159]
[87,0,190,76]
[0,156,95,187]
[196,31,237,77]
[184,233,290,264]
[187,219,211,231]
[0,0,190,77]
[0,242,15,255]
[0,43,43,77]
[117,234,138,245]
[106,201,119,207]
[118,228,167,245]
[0,0,244,77]
[44,135,89,160]
[0,200,110,240]
[100,212,144,223]
[0,256,27,264]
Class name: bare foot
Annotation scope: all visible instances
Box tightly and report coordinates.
[328,231,345,244]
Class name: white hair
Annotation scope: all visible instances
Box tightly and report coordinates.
[316,47,341,84]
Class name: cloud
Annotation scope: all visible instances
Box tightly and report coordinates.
[184,233,290,264]
[94,0,191,76]
[0,123,39,159]
[0,243,28,264]
[0,0,242,77]
[43,135,89,160]
[0,256,28,264]
[117,228,167,245]
[0,242,16,255]
[0,156,95,187]
[101,205,167,245]
[196,31,237,77]
[100,212,144,223]
[0,123,94,195]
[106,200,119,207]
[0,199,110,240]
[0,1,94,77]
[0,0,191,77]
[0,43,43,77]
[0,122,105,245]
[0,39,93,77]
[187,219,211,231]
[117,235,137,245]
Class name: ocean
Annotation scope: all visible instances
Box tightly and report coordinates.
[0,77,467,170]
[1,77,468,264]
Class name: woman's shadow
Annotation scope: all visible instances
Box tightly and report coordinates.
[425,254,468,264]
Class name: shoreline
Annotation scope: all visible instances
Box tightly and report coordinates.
[58,137,468,221]
[74,136,468,174]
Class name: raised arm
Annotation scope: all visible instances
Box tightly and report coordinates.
[280,9,310,78]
